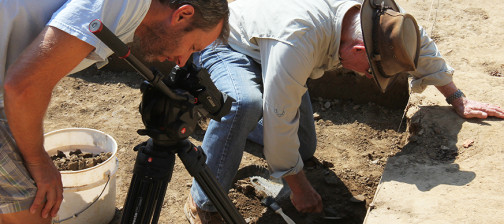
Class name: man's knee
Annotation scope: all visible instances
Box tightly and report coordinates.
[0,209,52,224]
[238,95,262,114]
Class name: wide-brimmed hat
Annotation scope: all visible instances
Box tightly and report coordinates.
[361,0,421,92]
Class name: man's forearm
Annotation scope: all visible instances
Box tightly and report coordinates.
[4,74,51,162]
[283,170,312,194]
[435,81,458,98]
[435,81,467,107]
[3,26,94,162]
[5,57,58,162]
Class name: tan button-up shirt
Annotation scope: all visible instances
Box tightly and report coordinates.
[227,0,454,178]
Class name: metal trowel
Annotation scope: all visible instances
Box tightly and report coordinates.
[249,176,290,199]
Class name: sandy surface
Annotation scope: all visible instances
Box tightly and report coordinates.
[42,0,503,223]
[365,0,504,223]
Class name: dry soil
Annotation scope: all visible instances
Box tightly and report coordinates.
[42,0,504,223]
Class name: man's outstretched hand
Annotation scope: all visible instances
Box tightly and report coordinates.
[451,97,504,119]
[436,82,504,119]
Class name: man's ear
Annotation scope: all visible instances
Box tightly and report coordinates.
[171,4,195,26]
[351,44,366,53]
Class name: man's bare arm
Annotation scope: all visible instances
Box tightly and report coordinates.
[3,26,94,218]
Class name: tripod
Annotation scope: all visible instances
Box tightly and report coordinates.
[89,20,246,224]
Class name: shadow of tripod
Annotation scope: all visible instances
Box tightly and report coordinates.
[89,19,245,224]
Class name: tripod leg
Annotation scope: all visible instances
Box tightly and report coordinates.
[121,144,175,224]
[151,181,169,223]
[178,141,246,224]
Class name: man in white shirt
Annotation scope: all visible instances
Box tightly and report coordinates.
[185,0,504,222]
[0,0,229,223]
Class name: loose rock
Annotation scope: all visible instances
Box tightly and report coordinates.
[51,149,112,171]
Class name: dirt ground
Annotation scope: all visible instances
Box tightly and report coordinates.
[46,64,407,224]
[42,0,504,223]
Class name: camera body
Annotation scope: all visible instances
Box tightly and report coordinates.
[167,63,233,121]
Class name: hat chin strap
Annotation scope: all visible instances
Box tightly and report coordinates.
[371,3,394,78]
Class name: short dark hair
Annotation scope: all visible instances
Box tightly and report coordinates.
[160,0,230,44]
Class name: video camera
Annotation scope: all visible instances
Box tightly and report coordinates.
[138,62,234,143]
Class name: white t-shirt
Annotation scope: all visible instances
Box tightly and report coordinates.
[0,0,151,108]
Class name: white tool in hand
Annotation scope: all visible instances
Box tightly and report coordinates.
[251,176,295,223]
[261,196,296,224]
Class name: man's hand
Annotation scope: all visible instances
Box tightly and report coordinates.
[284,170,323,213]
[436,81,504,119]
[451,97,504,119]
[24,152,63,218]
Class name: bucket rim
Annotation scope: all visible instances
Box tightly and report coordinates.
[44,128,118,174]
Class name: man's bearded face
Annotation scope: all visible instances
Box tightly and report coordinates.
[135,21,184,63]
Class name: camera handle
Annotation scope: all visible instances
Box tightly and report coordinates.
[89,20,245,224]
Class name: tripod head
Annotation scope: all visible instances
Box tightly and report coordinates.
[137,63,234,145]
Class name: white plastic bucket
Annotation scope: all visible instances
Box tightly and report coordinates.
[44,128,118,224]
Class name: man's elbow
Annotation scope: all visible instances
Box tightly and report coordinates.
[4,77,20,98]
[3,74,32,103]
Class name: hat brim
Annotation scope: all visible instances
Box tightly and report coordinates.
[361,0,400,93]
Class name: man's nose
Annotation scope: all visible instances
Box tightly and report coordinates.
[177,53,193,67]
[177,59,186,67]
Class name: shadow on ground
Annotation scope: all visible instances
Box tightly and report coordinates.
[379,105,490,191]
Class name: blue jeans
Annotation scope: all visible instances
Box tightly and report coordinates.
[190,45,316,212]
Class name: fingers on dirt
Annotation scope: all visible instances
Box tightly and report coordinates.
[488,107,504,118]
[463,109,487,119]
[474,105,504,118]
